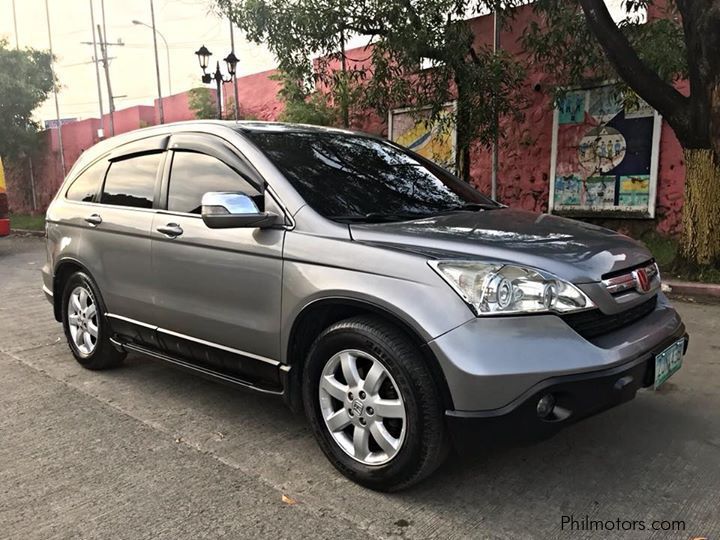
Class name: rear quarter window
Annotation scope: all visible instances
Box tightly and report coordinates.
[65,159,109,203]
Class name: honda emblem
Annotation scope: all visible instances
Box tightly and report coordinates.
[633,268,651,293]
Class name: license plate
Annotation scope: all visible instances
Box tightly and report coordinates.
[654,338,685,389]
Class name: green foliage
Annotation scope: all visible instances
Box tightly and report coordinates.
[271,70,337,126]
[0,39,54,159]
[640,230,720,283]
[279,94,337,126]
[188,87,218,119]
[640,230,678,270]
[523,1,687,105]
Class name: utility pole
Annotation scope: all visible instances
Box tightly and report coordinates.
[149,0,164,123]
[339,27,349,128]
[89,0,105,136]
[97,25,115,136]
[99,0,115,135]
[11,0,19,49]
[229,18,239,120]
[44,0,66,176]
[490,10,500,201]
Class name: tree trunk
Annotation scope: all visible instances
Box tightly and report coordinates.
[454,74,471,182]
[681,148,720,266]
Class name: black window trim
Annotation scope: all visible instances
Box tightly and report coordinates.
[108,134,170,162]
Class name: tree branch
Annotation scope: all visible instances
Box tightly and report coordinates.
[578,0,691,135]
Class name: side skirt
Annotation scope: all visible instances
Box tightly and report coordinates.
[113,338,288,397]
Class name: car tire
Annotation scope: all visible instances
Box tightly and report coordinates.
[61,271,125,370]
[302,315,449,491]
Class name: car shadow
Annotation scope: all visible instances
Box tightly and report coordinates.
[391,394,711,527]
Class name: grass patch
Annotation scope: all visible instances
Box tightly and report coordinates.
[639,231,720,284]
[9,213,45,231]
[639,231,678,271]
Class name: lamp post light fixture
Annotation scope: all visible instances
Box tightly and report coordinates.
[195,45,211,72]
[194,45,238,120]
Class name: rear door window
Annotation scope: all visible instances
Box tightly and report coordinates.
[66,159,108,203]
[101,153,163,209]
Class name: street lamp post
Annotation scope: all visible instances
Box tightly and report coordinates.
[132,19,171,95]
[194,45,238,120]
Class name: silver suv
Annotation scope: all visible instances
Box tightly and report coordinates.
[43,121,688,491]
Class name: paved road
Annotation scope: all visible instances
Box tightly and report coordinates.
[1,235,719,539]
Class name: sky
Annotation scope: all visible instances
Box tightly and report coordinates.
[1,0,277,122]
[1,0,630,124]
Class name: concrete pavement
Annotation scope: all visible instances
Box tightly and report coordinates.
[1,235,719,539]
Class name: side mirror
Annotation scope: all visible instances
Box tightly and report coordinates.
[201,192,279,229]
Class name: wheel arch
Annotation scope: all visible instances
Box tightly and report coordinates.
[52,258,93,322]
[284,297,455,413]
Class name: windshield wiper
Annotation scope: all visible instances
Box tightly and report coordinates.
[329,212,429,223]
[431,202,501,214]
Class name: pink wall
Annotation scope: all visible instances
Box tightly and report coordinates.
[155,92,198,124]
[222,68,284,120]
[101,105,156,136]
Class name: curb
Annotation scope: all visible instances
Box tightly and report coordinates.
[9,228,45,238]
[665,279,720,299]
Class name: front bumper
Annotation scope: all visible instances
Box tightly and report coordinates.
[446,330,688,452]
[428,292,684,411]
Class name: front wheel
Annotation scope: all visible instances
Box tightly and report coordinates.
[302,316,448,491]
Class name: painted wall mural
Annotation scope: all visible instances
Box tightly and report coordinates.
[388,104,456,172]
[550,84,660,217]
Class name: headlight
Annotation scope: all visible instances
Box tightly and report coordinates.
[428,260,595,316]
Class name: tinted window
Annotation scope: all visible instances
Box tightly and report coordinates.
[101,153,162,209]
[167,151,260,214]
[243,131,496,221]
[66,160,108,202]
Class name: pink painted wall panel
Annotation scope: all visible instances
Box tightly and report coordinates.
[222,69,284,120]
[156,92,198,124]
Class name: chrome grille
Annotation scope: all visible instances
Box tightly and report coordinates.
[601,261,660,295]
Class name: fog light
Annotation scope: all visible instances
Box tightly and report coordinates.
[536,393,556,418]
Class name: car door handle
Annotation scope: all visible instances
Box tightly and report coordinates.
[85,213,102,226]
[157,223,183,238]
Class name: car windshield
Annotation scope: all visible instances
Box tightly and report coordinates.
[242,129,497,222]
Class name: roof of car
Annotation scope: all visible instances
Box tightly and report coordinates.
[144,119,363,137]
[230,120,360,135]
[65,120,378,180]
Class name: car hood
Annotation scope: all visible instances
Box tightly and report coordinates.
[349,209,651,283]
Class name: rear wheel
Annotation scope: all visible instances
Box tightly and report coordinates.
[302,316,448,491]
[61,271,125,370]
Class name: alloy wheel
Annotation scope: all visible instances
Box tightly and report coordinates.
[318,349,406,465]
[67,285,99,356]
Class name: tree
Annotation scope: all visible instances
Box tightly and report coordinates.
[525,0,720,265]
[188,87,218,119]
[0,39,54,159]
[214,0,525,181]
